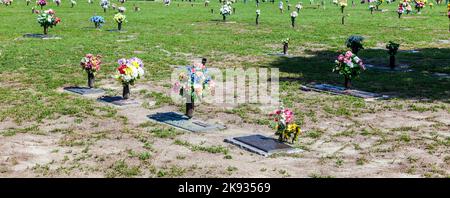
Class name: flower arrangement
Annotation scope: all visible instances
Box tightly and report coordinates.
[119,0,125,3]
[415,0,424,13]
[448,3,450,19]
[346,35,364,55]
[36,0,46,9]
[397,3,404,18]
[339,0,347,13]
[27,0,31,6]
[173,62,215,118]
[290,11,298,28]
[282,38,289,54]
[114,58,145,99]
[118,6,126,13]
[386,41,400,69]
[269,106,301,143]
[55,0,60,6]
[295,3,302,12]
[256,9,260,25]
[279,1,284,13]
[113,13,126,30]
[369,5,375,14]
[100,0,109,12]
[220,4,232,21]
[375,0,383,10]
[71,0,76,7]
[80,54,102,88]
[2,0,12,6]
[37,9,61,35]
[332,51,365,88]
[90,16,105,28]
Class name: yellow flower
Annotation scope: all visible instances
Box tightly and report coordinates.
[287,123,297,132]
[124,66,133,75]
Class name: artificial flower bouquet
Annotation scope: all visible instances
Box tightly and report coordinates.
[220,4,232,21]
[113,13,126,30]
[173,62,215,118]
[269,106,301,144]
[55,0,60,6]
[90,16,105,28]
[338,0,347,13]
[37,9,61,35]
[71,0,76,7]
[295,3,303,12]
[36,0,46,9]
[282,38,289,54]
[100,0,109,12]
[332,51,365,88]
[114,58,145,99]
[415,1,424,13]
[386,41,400,69]
[397,3,404,18]
[346,35,364,55]
[118,6,126,13]
[290,11,298,28]
[80,54,102,88]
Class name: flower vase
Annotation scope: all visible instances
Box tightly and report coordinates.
[123,84,130,99]
[87,72,95,88]
[41,5,43,9]
[341,6,344,14]
[43,26,48,35]
[389,55,396,69]
[288,5,290,10]
[291,17,295,28]
[202,58,207,66]
[344,76,351,89]
[398,12,402,18]
[283,43,288,55]
[223,14,226,21]
[256,15,259,25]
[94,23,99,29]
[27,2,30,5]
[342,15,345,25]
[104,8,107,12]
[186,95,194,118]
[118,22,122,31]
[297,8,300,12]
[351,46,359,55]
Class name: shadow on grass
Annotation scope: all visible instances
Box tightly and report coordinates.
[266,48,450,101]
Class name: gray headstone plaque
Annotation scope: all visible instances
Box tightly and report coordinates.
[147,112,226,132]
[225,134,300,157]
[23,34,61,40]
[365,64,413,72]
[64,87,105,95]
[97,96,139,106]
[301,84,389,99]
[267,53,294,58]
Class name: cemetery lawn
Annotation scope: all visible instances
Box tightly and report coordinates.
[0,1,449,177]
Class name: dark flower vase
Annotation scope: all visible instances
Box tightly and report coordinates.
[118,22,122,31]
[43,26,48,35]
[186,95,194,118]
[223,15,226,21]
[389,55,396,69]
[283,43,288,55]
[104,8,107,13]
[123,84,130,99]
[291,17,295,28]
[256,15,259,25]
[344,77,351,89]
[351,47,360,55]
[88,73,95,88]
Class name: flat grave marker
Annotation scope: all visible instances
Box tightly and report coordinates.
[225,134,301,157]
[147,112,226,133]
[365,64,414,72]
[97,96,140,107]
[64,86,105,95]
[301,83,389,100]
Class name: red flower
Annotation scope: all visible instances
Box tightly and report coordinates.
[118,65,127,74]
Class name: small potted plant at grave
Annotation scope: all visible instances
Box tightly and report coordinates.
[118,6,126,13]
[346,35,364,55]
[386,41,400,69]
[90,15,105,29]
[282,38,289,55]
[256,9,260,25]
[114,58,145,99]
[55,0,61,6]
[279,1,284,13]
[295,3,302,12]
[219,3,232,21]
[269,106,301,144]
[332,51,366,89]
[113,12,126,31]
[375,0,383,10]
[80,54,102,88]
[397,3,404,18]
[71,0,76,8]
[415,0,425,14]
[369,5,375,14]
[339,0,347,13]
[100,0,109,12]
[37,9,61,35]
[290,11,298,28]
[173,62,215,118]
[37,0,47,9]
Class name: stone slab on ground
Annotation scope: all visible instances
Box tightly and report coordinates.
[301,83,389,100]
[147,112,226,132]
[225,134,302,157]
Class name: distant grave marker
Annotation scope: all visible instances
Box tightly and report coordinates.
[147,112,226,132]
[225,134,301,157]
[97,96,140,106]
[301,83,389,100]
[64,87,105,95]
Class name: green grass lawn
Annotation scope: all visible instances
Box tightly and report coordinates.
[0,1,449,177]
